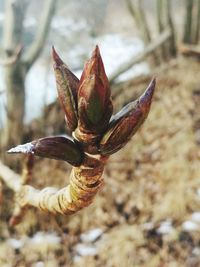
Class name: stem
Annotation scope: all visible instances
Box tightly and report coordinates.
[16,154,107,214]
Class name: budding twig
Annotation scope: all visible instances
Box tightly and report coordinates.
[6,46,155,225]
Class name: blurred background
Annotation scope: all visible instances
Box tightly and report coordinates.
[1,0,200,266]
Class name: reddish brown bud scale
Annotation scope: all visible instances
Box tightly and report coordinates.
[78,45,113,133]
[8,136,83,167]
[99,78,156,155]
[52,47,79,131]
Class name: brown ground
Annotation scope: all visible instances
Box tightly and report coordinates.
[1,58,200,267]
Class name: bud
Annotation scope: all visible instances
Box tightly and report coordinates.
[99,79,156,155]
[78,45,113,134]
[52,47,79,131]
[8,136,83,167]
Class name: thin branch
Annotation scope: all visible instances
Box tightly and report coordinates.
[112,58,178,99]
[183,0,194,43]
[156,0,166,59]
[126,0,160,64]
[109,29,171,84]
[22,0,56,69]
[165,0,177,57]
[0,160,21,192]
[126,0,151,43]
[3,0,26,54]
[179,43,200,58]
[0,45,22,66]
[194,0,200,43]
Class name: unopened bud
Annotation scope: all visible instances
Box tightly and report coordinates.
[99,79,156,155]
[52,47,79,131]
[8,136,83,167]
[78,45,113,134]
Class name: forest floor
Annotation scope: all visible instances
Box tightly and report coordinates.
[1,57,200,267]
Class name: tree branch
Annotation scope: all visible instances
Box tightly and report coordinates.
[0,45,22,66]
[22,0,56,69]
[0,154,106,223]
[0,160,21,192]
[109,29,171,84]
[3,0,25,55]
[179,43,200,58]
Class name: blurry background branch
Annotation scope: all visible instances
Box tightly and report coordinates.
[0,160,21,192]
[0,45,22,66]
[22,0,56,69]
[183,0,194,43]
[183,0,200,44]
[179,43,200,58]
[126,0,160,64]
[109,29,171,84]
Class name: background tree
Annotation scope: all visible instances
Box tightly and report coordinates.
[1,0,56,150]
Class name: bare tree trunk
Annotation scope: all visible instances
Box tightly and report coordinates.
[156,0,176,60]
[126,0,160,65]
[2,0,26,150]
[3,62,26,148]
[2,0,56,151]
[165,0,177,56]
[156,0,168,60]
[193,0,200,43]
[183,0,194,43]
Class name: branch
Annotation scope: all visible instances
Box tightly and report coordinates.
[0,154,106,223]
[0,160,21,192]
[194,0,200,43]
[179,43,200,58]
[126,0,160,64]
[126,0,151,43]
[22,0,56,69]
[109,29,171,84]
[112,58,178,100]
[0,45,22,66]
[0,90,5,95]
[183,0,194,44]
[3,0,25,55]
[165,0,177,57]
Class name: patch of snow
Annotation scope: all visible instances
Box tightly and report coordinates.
[75,243,98,256]
[24,17,37,28]
[191,212,200,223]
[117,63,149,83]
[25,63,56,122]
[7,142,34,154]
[93,33,149,82]
[32,262,45,267]
[30,231,61,246]
[157,220,174,235]
[80,228,103,243]
[192,247,200,256]
[182,221,199,232]
[7,238,24,250]
[52,17,88,37]
[0,12,4,23]
[142,222,154,230]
